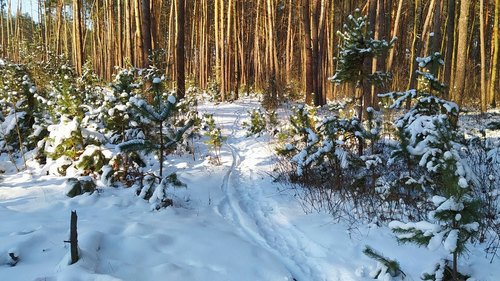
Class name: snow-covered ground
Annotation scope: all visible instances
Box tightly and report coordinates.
[1,99,499,281]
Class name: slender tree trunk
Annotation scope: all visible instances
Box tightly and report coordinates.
[55,0,63,55]
[302,0,313,105]
[407,0,423,91]
[142,0,152,68]
[480,0,487,112]
[444,0,456,97]
[117,0,123,67]
[72,0,84,74]
[373,0,386,109]
[490,0,499,107]
[453,0,471,106]
[430,0,444,55]
[364,0,377,111]
[177,0,185,99]
[134,0,143,67]
[285,0,293,82]
[124,0,132,63]
[387,0,403,72]
[421,0,436,54]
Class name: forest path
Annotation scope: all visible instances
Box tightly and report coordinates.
[209,99,352,281]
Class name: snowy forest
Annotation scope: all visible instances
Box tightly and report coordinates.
[1,0,500,280]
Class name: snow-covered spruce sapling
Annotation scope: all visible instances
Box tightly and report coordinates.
[75,145,113,177]
[389,149,482,280]
[242,108,267,136]
[382,52,482,280]
[48,65,84,120]
[276,105,318,177]
[0,62,40,168]
[203,113,226,165]
[363,246,405,280]
[330,8,395,123]
[118,77,194,179]
[379,53,457,199]
[278,104,369,186]
[43,116,89,175]
[103,68,139,144]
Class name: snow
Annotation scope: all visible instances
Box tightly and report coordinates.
[0,111,26,137]
[167,94,176,104]
[436,197,464,212]
[458,177,468,188]
[444,230,458,253]
[45,116,80,154]
[0,98,499,280]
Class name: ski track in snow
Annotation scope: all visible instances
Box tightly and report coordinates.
[214,100,334,281]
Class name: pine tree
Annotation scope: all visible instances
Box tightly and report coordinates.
[363,246,405,279]
[117,76,194,178]
[385,53,482,281]
[330,9,395,120]
[103,68,139,144]
[203,113,226,165]
[380,53,457,198]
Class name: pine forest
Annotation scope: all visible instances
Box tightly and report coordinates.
[1,1,500,281]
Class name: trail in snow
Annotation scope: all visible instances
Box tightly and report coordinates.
[213,100,355,281]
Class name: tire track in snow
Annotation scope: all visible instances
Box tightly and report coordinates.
[215,101,330,281]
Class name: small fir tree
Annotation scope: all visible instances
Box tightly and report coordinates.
[380,53,458,203]
[363,246,405,280]
[330,9,395,120]
[103,68,139,144]
[385,53,482,281]
[118,76,194,178]
[203,113,226,165]
[242,108,267,136]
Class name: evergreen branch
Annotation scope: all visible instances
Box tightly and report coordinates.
[363,246,405,278]
[117,139,159,154]
[164,119,195,148]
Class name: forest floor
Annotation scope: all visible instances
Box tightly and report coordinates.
[0,98,499,281]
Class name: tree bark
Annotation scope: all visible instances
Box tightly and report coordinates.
[480,0,487,112]
[72,0,84,74]
[490,0,499,107]
[453,0,471,106]
[387,0,403,73]
[142,0,153,68]
[444,0,456,97]
[302,0,313,105]
[177,0,185,100]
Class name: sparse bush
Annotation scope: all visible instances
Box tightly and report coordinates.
[203,113,226,165]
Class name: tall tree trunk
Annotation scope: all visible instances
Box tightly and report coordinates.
[444,0,456,97]
[387,0,403,73]
[285,0,293,82]
[453,0,471,106]
[364,0,377,111]
[407,0,423,91]
[302,0,313,105]
[117,0,123,67]
[134,0,143,67]
[177,0,185,99]
[124,0,133,63]
[490,0,499,107]
[72,0,84,74]
[430,0,444,56]
[142,0,152,68]
[55,0,63,55]
[373,0,386,109]
[480,0,487,112]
